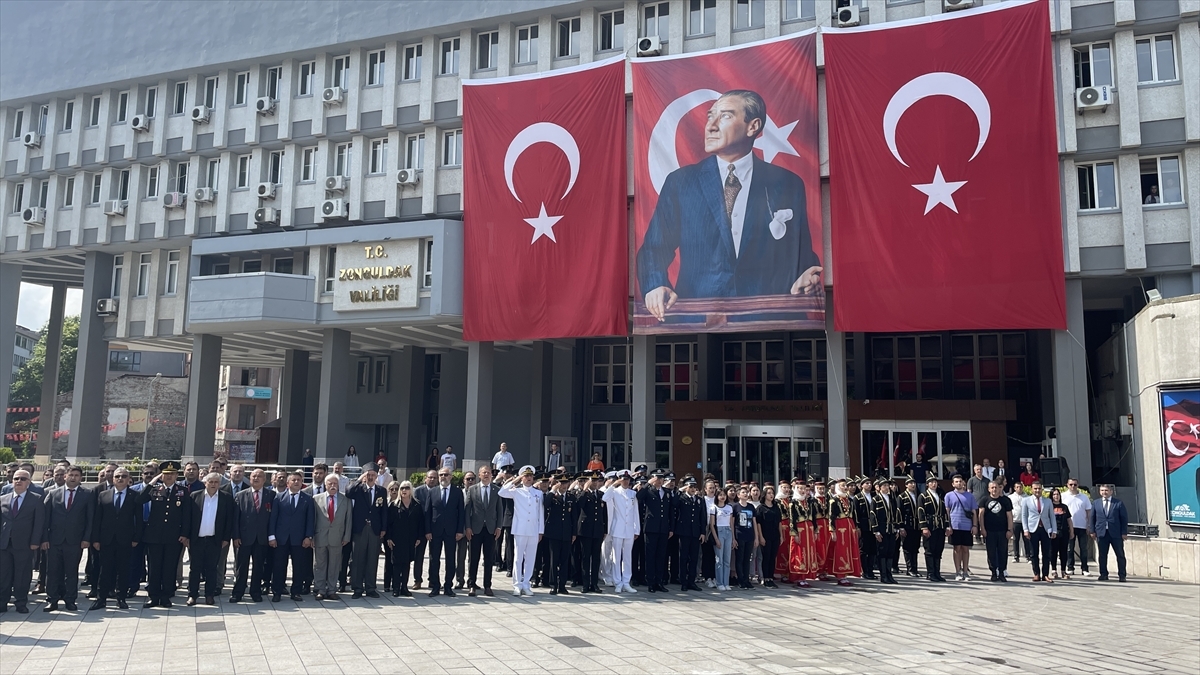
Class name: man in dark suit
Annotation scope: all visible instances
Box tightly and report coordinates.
[187,472,237,605]
[463,464,502,596]
[89,468,142,611]
[42,465,94,612]
[0,469,46,613]
[411,469,438,589]
[268,471,314,601]
[637,469,675,593]
[423,466,465,597]
[1089,484,1129,582]
[345,464,387,599]
[231,468,274,603]
[637,89,821,322]
[138,460,193,609]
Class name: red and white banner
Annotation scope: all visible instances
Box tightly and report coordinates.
[824,0,1066,332]
[631,33,823,334]
[462,57,627,342]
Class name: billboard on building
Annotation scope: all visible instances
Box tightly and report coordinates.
[1162,388,1200,526]
[631,32,824,335]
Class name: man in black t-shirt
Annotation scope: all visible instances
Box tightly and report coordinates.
[978,481,1014,582]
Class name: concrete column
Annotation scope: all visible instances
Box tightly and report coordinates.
[529,341,553,462]
[826,300,848,477]
[393,345,426,470]
[463,342,493,470]
[695,334,720,400]
[37,283,67,456]
[68,252,114,461]
[1053,279,1092,488]
[631,336,655,469]
[184,334,222,463]
[315,329,351,462]
[0,264,20,433]
[278,349,309,465]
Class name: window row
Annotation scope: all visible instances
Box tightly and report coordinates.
[110,251,181,299]
[1073,33,1180,89]
[1077,154,1184,210]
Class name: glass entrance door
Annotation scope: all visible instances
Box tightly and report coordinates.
[743,438,777,486]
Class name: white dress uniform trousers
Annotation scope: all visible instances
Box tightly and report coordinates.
[602,486,641,589]
[497,482,544,593]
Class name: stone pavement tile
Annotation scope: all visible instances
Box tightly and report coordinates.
[14,659,60,675]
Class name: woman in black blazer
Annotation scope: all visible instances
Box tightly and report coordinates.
[385,482,426,597]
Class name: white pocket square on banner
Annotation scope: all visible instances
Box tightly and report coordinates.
[769,209,792,240]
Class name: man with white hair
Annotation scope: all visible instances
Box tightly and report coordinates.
[186,473,236,605]
[602,470,641,594]
[498,465,543,596]
[1,469,46,613]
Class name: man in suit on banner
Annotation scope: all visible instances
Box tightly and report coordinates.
[637,89,822,321]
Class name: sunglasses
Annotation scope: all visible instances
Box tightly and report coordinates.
[438,473,451,477]
[401,487,411,491]
[13,477,29,482]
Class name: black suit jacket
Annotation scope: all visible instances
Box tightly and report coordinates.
[44,485,94,546]
[0,490,45,549]
[424,484,466,537]
[345,483,389,536]
[637,487,675,535]
[92,488,143,547]
[190,490,238,542]
[233,487,275,546]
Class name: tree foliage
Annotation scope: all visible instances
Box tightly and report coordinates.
[9,316,79,406]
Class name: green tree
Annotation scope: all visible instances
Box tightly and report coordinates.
[9,316,79,406]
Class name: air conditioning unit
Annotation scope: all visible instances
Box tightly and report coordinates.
[190,106,211,123]
[396,169,419,186]
[1075,85,1113,112]
[322,87,344,105]
[943,0,974,10]
[836,4,860,26]
[636,36,662,57]
[325,175,347,192]
[22,131,41,148]
[103,200,127,216]
[253,207,278,226]
[256,182,277,199]
[130,114,150,132]
[193,187,215,203]
[96,298,118,316]
[321,198,348,220]
[163,191,187,208]
[255,96,276,115]
[21,206,46,225]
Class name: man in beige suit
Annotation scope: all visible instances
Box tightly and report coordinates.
[311,475,352,600]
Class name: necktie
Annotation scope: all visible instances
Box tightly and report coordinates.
[67,489,74,511]
[443,487,448,505]
[1105,499,1110,515]
[328,496,335,523]
[1036,497,1042,513]
[115,492,122,511]
[292,494,297,509]
[724,163,741,223]
[483,486,488,508]
[12,495,19,514]
[253,490,260,511]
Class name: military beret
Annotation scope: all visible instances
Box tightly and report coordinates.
[159,460,181,473]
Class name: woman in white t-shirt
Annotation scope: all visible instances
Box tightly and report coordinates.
[709,491,734,591]
[1007,483,1025,563]
[343,445,360,469]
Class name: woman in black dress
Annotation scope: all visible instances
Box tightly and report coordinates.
[756,485,782,589]
[385,481,426,596]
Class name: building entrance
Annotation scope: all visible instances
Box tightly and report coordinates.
[703,422,825,485]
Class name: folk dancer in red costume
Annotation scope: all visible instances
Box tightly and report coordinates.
[788,480,819,588]
[812,480,834,579]
[827,479,862,586]
[774,481,793,582]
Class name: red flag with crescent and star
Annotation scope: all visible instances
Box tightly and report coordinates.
[462,57,627,342]
[824,0,1065,332]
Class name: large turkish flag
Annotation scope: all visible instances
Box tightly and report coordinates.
[825,0,1066,332]
[462,57,627,341]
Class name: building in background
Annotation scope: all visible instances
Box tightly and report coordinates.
[216,365,281,462]
[11,324,38,373]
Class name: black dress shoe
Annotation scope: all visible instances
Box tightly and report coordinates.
[483,588,493,597]
[64,601,78,611]
[251,595,262,603]
[468,588,477,597]
[161,598,172,608]
[393,590,401,597]
[204,597,215,605]
[271,594,281,602]
[143,600,158,609]
[647,586,656,593]
[400,589,412,597]
[290,594,303,601]
[86,590,98,600]
[15,606,29,614]
[117,599,129,609]
[550,589,559,595]
[352,591,363,599]
[186,597,198,606]
[444,589,456,598]
[559,588,569,595]
[366,590,380,598]
[43,602,58,612]
[428,589,440,598]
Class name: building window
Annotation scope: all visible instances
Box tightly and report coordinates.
[116,92,128,122]
[10,184,22,213]
[422,240,433,287]
[403,44,423,80]
[517,25,539,63]
[268,151,282,184]
[592,344,631,405]
[643,2,670,39]
[871,335,942,400]
[36,180,48,208]
[298,61,315,96]
[206,158,219,188]
[442,129,462,167]
[173,162,188,193]
[440,37,460,75]
[11,109,22,138]
[373,358,389,394]
[118,169,130,201]
[111,255,123,297]
[237,404,257,430]
[477,31,499,70]
[735,0,765,29]
[90,174,102,204]
[1140,156,1183,205]
[369,139,388,174]
[557,18,581,57]
[165,250,180,295]
[324,246,336,293]
[335,142,352,177]
[242,259,262,274]
[265,66,282,99]
[1136,34,1177,84]
[236,155,250,188]
[599,10,624,51]
[332,55,350,88]
[791,338,828,400]
[723,340,786,400]
[948,332,1027,400]
[783,0,816,21]
[655,422,672,470]
[62,101,74,131]
[1073,42,1113,89]
[173,81,188,114]
[136,252,152,297]
[89,96,101,126]
[234,72,249,105]
[301,147,315,182]
[38,105,48,134]
[62,177,74,208]
[146,166,159,198]
[655,342,696,403]
[367,50,385,86]
[356,358,370,393]
[1076,161,1118,210]
[688,0,718,36]
[212,262,229,276]
[405,133,425,170]
[109,350,141,372]
[204,76,218,109]
[145,87,157,118]
[590,421,630,470]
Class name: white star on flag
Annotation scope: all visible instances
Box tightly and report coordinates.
[912,165,967,215]
[524,202,563,243]
[754,116,800,164]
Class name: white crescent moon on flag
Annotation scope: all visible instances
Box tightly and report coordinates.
[503,122,580,203]
[648,89,722,194]
[882,72,990,168]
[1165,420,1191,457]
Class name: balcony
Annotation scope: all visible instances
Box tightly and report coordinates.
[187,272,317,332]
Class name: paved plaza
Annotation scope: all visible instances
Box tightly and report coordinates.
[1,554,1198,675]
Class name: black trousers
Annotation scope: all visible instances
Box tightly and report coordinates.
[760,535,779,580]
[272,543,309,596]
[679,536,700,587]
[0,546,35,608]
[96,543,134,602]
[145,541,183,601]
[631,535,645,584]
[1027,528,1051,578]
[350,528,381,591]
[1052,533,1071,572]
[499,527,513,571]
[1069,530,1090,572]
[468,529,496,590]
[985,530,1009,574]
[413,539,428,583]
[46,542,85,603]
[859,529,878,577]
[187,537,225,598]
[735,536,755,587]
[701,538,715,580]
[534,537,548,582]
[901,529,922,573]
[579,536,602,589]
[570,538,583,584]
[666,533,680,584]
[877,532,897,578]
[644,531,669,588]
[923,529,946,577]
[85,547,99,587]
[1097,534,1127,579]
[231,541,269,598]
[126,543,147,595]
[391,540,415,590]
[547,537,571,590]
[338,541,353,588]
[427,533,457,592]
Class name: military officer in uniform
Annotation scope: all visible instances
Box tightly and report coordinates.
[574,471,607,593]
[673,476,707,592]
[543,474,576,595]
[498,465,544,596]
[138,461,193,608]
[870,479,900,584]
[918,475,950,582]
[638,469,674,593]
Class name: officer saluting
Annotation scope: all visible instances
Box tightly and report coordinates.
[672,476,707,592]
[138,460,193,608]
[543,473,576,595]
[574,471,607,593]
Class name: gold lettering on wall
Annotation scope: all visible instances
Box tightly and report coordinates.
[337,264,412,281]
[349,285,401,303]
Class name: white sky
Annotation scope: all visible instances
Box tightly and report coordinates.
[16,282,83,331]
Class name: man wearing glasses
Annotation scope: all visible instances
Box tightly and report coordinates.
[1,470,47,613]
[454,471,476,590]
[424,467,465,597]
[1062,481,1093,577]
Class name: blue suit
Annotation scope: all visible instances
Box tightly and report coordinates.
[268,490,313,596]
[1090,496,1128,580]
[637,155,819,300]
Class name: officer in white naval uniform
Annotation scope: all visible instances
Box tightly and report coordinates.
[497,465,544,596]
[602,470,641,593]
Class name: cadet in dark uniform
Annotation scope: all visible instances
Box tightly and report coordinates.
[532,472,551,586]
[496,465,515,577]
[543,474,576,595]
[672,476,706,592]
[663,473,680,585]
[897,478,923,577]
[638,469,674,593]
[853,477,878,581]
[870,479,900,584]
[630,467,648,587]
[918,476,950,582]
[138,461,193,608]
[574,471,607,593]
